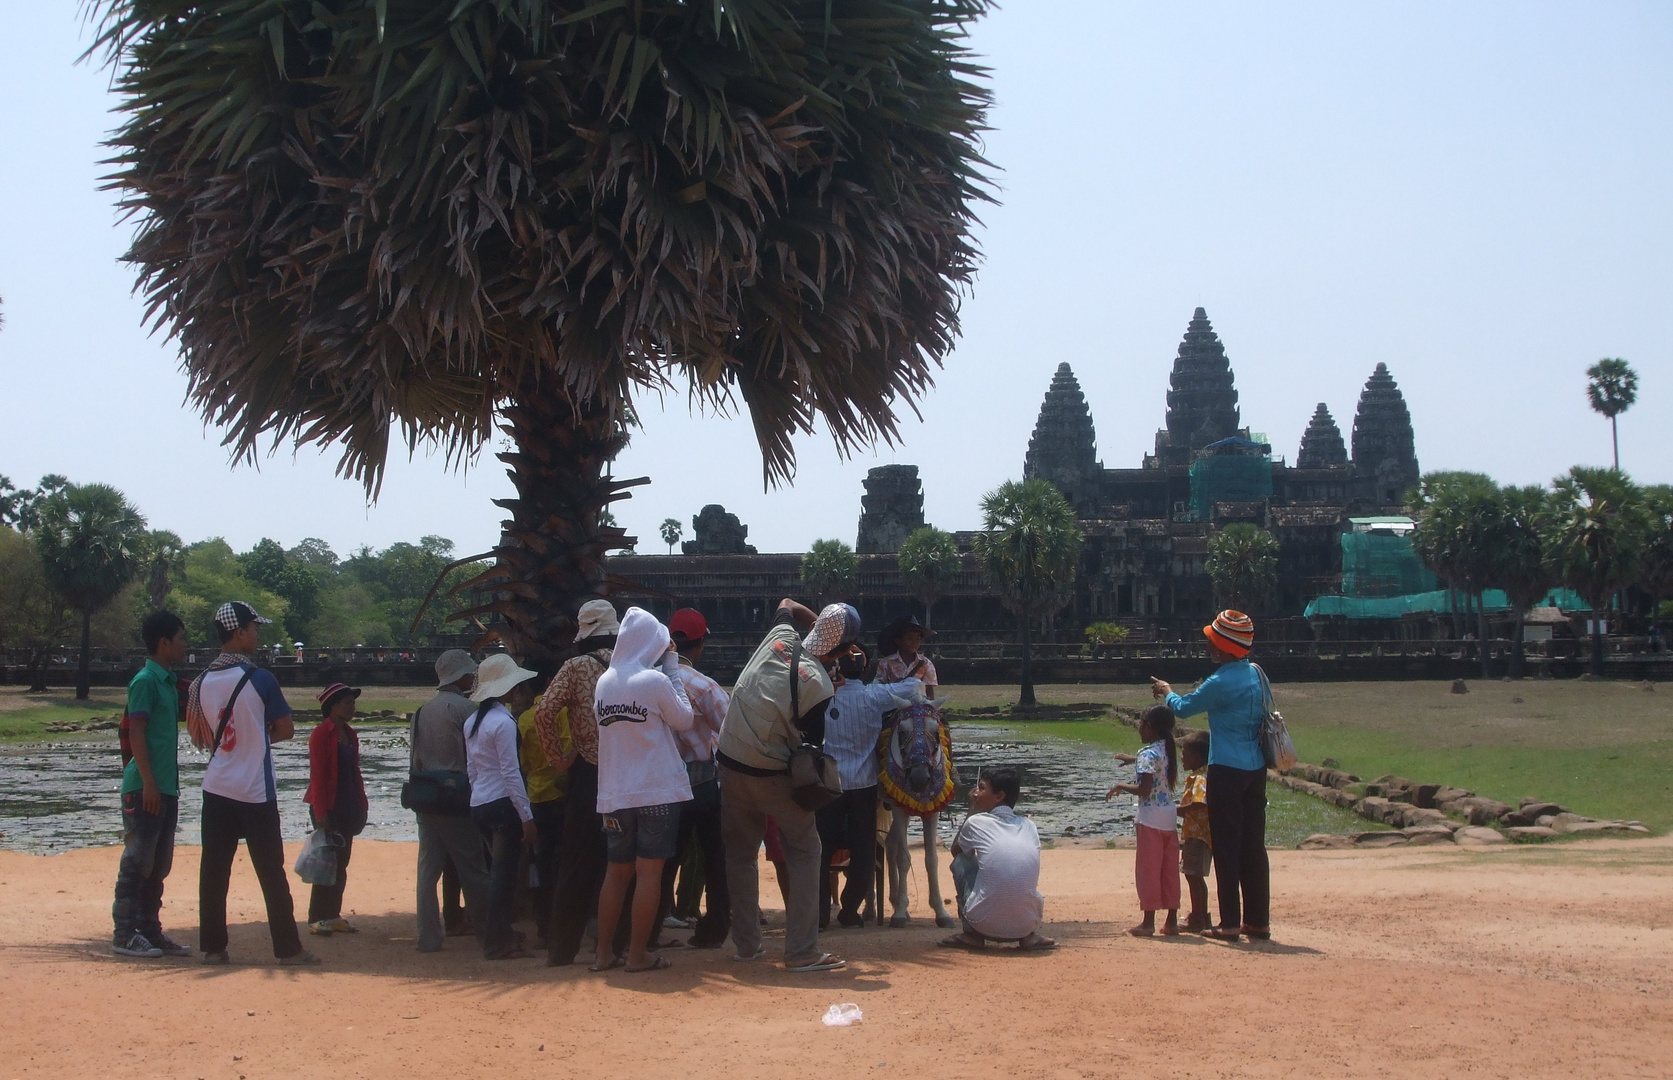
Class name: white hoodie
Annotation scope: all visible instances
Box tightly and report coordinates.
[594,607,695,814]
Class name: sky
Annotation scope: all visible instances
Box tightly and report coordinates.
[0,2,1668,560]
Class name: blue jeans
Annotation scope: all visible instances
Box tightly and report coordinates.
[112,792,178,943]
[472,798,524,957]
[950,852,977,932]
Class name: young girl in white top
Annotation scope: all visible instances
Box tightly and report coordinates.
[1105,704,1180,936]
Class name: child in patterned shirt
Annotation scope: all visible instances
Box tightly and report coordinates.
[1105,703,1180,936]
[1177,730,1212,932]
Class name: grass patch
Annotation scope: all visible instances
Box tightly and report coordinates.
[943,679,1673,834]
[0,690,128,743]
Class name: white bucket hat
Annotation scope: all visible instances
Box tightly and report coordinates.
[574,599,621,642]
[469,653,538,702]
[434,649,477,688]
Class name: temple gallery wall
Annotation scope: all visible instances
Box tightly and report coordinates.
[610,308,1420,638]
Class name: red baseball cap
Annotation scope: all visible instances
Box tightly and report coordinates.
[668,608,709,642]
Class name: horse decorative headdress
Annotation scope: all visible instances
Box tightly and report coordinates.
[877,695,955,816]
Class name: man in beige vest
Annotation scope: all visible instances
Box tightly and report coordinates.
[716,599,860,972]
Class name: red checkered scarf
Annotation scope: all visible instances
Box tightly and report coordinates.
[185,652,253,750]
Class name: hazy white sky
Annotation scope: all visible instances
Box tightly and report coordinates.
[1,2,1667,559]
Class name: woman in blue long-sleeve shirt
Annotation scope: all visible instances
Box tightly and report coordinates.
[1150,610,1270,941]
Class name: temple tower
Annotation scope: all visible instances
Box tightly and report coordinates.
[1154,307,1241,467]
[1351,363,1419,506]
[855,465,926,553]
[681,504,756,554]
[1024,362,1103,517]
[1296,403,1348,468]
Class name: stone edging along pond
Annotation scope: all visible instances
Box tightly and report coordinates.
[1276,764,1652,849]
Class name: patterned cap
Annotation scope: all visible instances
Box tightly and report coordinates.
[803,603,862,657]
[317,683,360,710]
[214,601,271,634]
[1204,610,1255,657]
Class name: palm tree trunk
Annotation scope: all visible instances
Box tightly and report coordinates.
[452,388,643,669]
[1018,611,1035,712]
[1509,606,1526,679]
[1612,415,1620,471]
[1590,600,1606,677]
[1477,596,1491,680]
[76,610,92,701]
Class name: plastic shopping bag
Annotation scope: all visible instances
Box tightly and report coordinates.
[293,828,338,887]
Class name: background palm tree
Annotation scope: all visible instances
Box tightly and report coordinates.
[32,484,148,699]
[659,518,684,556]
[1495,485,1555,679]
[1586,359,1639,470]
[1542,467,1648,677]
[143,529,187,611]
[897,525,961,628]
[973,479,1083,712]
[1205,524,1279,613]
[800,539,858,607]
[91,0,994,667]
[1638,485,1673,627]
[1411,471,1497,643]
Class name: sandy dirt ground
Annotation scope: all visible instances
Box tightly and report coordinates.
[3,837,1672,1080]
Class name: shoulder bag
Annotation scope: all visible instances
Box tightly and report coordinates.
[785,641,842,812]
[1251,662,1298,773]
[400,700,473,817]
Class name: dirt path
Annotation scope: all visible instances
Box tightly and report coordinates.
[3,838,1671,1079]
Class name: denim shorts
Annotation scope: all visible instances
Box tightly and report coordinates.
[602,802,680,863]
[1180,837,1212,877]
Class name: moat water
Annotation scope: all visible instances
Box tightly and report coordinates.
[0,722,1140,854]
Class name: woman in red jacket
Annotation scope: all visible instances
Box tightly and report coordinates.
[304,683,369,935]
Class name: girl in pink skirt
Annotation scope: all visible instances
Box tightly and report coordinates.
[1106,704,1180,935]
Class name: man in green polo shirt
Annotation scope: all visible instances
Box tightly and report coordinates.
[112,611,191,958]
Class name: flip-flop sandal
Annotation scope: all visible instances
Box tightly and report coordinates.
[587,956,625,973]
[786,952,847,972]
[1241,926,1271,940]
[624,956,673,973]
[732,948,767,962]
[1126,926,1155,937]
[937,934,986,951]
[1203,926,1243,941]
[1159,926,1181,936]
[1016,937,1058,952]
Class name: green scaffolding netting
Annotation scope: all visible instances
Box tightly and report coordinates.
[1305,587,1587,620]
[1188,452,1272,521]
[1339,531,1437,598]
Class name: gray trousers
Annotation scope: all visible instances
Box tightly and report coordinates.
[416,812,490,952]
[720,765,824,967]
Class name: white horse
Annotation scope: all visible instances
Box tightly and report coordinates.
[876,695,957,928]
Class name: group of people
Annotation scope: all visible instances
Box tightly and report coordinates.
[109,594,1064,970]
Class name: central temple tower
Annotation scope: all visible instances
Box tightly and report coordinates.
[1153,307,1241,467]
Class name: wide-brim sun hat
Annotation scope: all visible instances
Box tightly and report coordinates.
[574,599,621,642]
[470,653,539,702]
[317,683,361,712]
[434,648,478,688]
[1204,610,1254,658]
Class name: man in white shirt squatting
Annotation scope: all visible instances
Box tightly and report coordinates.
[940,766,1058,952]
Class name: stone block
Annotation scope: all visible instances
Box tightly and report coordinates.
[1413,783,1444,809]
[1506,826,1558,842]
[1547,812,1596,833]
[1454,826,1508,846]
[1400,807,1449,828]
[1354,796,1404,825]
[1440,797,1512,826]
[1354,832,1408,848]
[1297,834,1356,850]
[1501,802,1567,827]
[1560,821,1639,836]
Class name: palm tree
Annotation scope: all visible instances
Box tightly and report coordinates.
[801,540,858,606]
[973,479,1083,712]
[1586,359,1639,470]
[1205,524,1279,613]
[144,529,187,611]
[1639,485,1673,629]
[1411,471,1497,642]
[90,0,993,667]
[659,518,683,556]
[32,484,148,700]
[1543,467,1648,676]
[1496,485,1554,679]
[897,526,961,628]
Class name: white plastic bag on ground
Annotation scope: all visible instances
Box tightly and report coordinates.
[822,1003,863,1027]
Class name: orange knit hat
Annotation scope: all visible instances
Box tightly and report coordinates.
[1204,610,1254,657]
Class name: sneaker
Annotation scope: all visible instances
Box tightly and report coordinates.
[149,932,193,957]
[321,917,357,934]
[309,921,335,936]
[113,933,162,958]
[662,915,695,930]
[278,950,322,966]
[200,950,230,965]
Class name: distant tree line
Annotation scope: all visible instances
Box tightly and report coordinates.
[0,475,489,698]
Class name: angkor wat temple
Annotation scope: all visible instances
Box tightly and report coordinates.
[611,308,1418,637]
